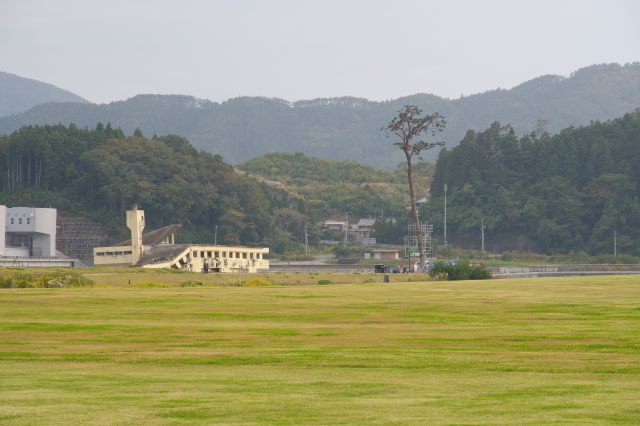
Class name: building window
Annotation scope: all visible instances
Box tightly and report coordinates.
[26,218,30,224]
[18,218,22,224]
[200,251,205,258]
[10,218,14,224]
[242,252,247,259]
[207,251,212,258]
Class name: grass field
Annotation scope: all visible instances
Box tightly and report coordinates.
[1,274,639,424]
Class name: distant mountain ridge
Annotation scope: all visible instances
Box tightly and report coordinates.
[0,71,88,117]
[1,63,639,168]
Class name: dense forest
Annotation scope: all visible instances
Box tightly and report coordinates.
[0,125,430,255]
[427,110,640,255]
[0,124,276,246]
[2,64,639,168]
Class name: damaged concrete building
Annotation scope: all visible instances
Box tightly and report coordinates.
[93,206,269,272]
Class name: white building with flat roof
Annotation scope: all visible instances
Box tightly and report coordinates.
[1,205,57,257]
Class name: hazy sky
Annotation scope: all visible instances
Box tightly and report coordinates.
[1,0,638,104]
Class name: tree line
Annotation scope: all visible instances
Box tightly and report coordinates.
[0,124,275,245]
[427,110,640,255]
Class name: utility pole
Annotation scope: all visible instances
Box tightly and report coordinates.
[214,225,218,245]
[304,223,309,256]
[344,212,349,247]
[614,229,617,258]
[443,183,448,245]
[481,218,486,260]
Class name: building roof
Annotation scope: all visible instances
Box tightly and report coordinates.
[112,224,181,247]
[357,218,376,227]
[136,244,189,266]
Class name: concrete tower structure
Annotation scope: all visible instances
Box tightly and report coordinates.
[126,206,145,265]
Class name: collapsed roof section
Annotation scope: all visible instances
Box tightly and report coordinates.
[112,224,181,247]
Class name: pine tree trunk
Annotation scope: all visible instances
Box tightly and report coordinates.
[405,150,425,268]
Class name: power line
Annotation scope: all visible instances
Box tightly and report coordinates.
[304,223,309,256]
[481,218,486,260]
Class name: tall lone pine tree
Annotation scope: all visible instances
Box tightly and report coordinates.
[385,105,445,267]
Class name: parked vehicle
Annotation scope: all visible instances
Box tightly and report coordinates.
[374,264,389,273]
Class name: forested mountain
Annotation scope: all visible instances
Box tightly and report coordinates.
[0,124,275,246]
[0,71,88,117]
[427,110,640,255]
[1,63,639,168]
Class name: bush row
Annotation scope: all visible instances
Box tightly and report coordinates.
[0,271,94,288]
[429,261,492,280]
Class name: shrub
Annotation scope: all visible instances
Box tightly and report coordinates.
[318,279,333,285]
[244,278,274,287]
[336,258,359,264]
[332,246,352,258]
[0,271,94,288]
[431,271,449,281]
[429,261,492,280]
[45,278,65,288]
[279,253,314,261]
[179,280,204,287]
[501,251,514,261]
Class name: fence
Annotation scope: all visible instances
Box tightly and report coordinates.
[492,264,640,277]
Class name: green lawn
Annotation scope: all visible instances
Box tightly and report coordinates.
[1,275,639,424]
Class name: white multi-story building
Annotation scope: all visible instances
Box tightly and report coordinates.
[0,205,57,257]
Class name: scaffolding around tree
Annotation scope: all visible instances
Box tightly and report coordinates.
[404,222,433,270]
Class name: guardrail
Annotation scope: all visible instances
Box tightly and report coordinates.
[272,263,640,276]
[492,264,640,278]
[0,256,79,268]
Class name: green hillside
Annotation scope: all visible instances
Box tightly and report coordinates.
[239,152,433,220]
[239,152,398,184]
[428,110,640,255]
[0,124,274,246]
[0,125,426,255]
